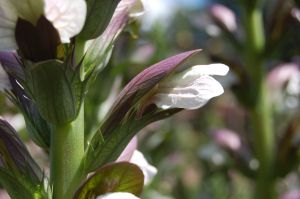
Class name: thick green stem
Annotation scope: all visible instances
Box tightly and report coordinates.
[245,5,276,199]
[50,107,85,199]
[50,38,86,199]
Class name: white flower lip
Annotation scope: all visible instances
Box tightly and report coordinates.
[96,192,140,199]
[130,150,157,185]
[154,63,229,110]
[0,0,87,50]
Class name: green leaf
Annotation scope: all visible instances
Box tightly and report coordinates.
[84,109,177,172]
[23,110,51,149]
[28,60,77,124]
[0,51,51,148]
[0,119,44,182]
[78,0,121,40]
[74,162,144,199]
[84,109,179,172]
[6,78,51,148]
[84,123,134,172]
[0,168,48,199]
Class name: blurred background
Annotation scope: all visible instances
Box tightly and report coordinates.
[1,0,300,198]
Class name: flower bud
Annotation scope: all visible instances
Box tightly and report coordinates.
[27,60,85,124]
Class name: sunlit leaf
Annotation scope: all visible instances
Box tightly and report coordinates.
[74,162,144,199]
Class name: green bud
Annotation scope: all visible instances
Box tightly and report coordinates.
[28,60,83,125]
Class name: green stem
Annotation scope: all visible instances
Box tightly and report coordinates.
[50,107,85,199]
[251,81,276,199]
[245,5,276,199]
[51,39,86,199]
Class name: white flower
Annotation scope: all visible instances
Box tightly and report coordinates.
[0,64,11,91]
[0,0,87,50]
[154,63,229,110]
[96,192,140,199]
[130,150,157,185]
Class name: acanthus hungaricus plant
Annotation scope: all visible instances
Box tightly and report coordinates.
[0,0,229,199]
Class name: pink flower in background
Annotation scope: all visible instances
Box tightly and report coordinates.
[0,190,10,199]
[267,62,300,110]
[280,190,300,199]
[210,4,237,32]
[267,63,299,90]
[292,8,300,22]
[213,129,241,151]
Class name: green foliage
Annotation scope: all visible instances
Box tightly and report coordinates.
[0,168,47,199]
[0,120,48,199]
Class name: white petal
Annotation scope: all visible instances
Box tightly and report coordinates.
[130,150,157,185]
[0,64,11,91]
[0,0,18,50]
[155,75,224,110]
[96,192,140,199]
[44,0,87,43]
[183,63,229,78]
[9,0,44,24]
